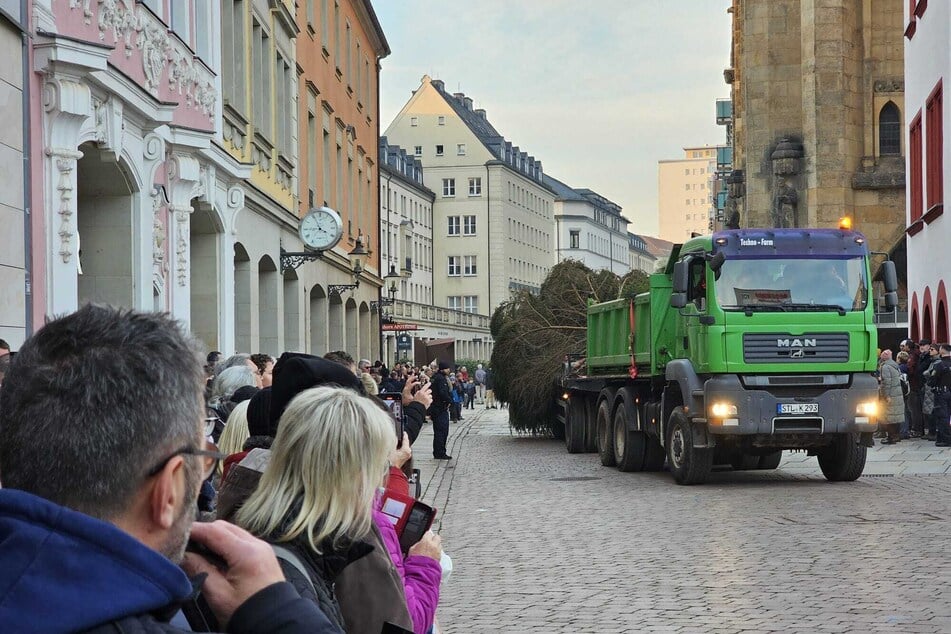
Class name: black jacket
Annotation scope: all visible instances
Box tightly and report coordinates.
[429,372,453,413]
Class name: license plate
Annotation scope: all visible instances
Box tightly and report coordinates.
[777,403,819,415]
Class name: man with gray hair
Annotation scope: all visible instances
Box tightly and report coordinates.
[0,305,338,632]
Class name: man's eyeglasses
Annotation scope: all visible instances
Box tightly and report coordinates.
[145,440,228,481]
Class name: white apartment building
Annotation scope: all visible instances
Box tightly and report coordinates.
[628,233,657,275]
[545,175,630,276]
[658,146,718,242]
[384,75,556,317]
[904,1,949,342]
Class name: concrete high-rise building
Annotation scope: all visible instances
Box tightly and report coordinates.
[725,0,905,258]
[904,0,948,343]
[657,146,718,242]
[384,75,556,317]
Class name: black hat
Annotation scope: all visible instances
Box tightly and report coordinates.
[919,338,932,346]
[438,361,451,372]
[268,352,363,436]
[246,387,272,437]
[231,385,259,404]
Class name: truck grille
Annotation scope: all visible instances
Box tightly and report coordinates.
[743,333,849,364]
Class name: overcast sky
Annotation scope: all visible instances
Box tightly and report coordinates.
[376,0,733,238]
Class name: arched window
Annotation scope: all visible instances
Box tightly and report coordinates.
[879,102,901,156]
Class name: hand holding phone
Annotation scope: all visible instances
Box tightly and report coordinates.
[408,530,442,561]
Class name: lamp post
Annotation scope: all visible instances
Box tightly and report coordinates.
[327,233,369,296]
[374,263,403,365]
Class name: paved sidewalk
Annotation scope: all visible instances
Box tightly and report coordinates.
[779,437,951,476]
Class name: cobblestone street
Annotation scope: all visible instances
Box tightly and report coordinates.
[415,407,951,633]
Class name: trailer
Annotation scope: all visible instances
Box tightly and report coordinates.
[559,226,899,484]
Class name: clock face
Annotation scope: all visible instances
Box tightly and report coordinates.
[300,207,343,251]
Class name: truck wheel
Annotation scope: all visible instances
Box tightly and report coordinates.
[730,453,760,471]
[565,397,585,454]
[817,434,867,482]
[596,399,616,466]
[613,402,646,472]
[758,450,783,470]
[666,407,713,485]
[583,398,599,453]
[643,436,666,471]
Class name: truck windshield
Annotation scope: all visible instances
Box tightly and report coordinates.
[714,256,867,312]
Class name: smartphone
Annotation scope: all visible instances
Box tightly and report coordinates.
[379,391,404,445]
[398,501,437,554]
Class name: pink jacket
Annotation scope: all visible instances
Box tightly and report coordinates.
[372,509,442,634]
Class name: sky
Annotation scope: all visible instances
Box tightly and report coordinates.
[375,0,733,238]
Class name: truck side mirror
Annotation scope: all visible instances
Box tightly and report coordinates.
[671,292,687,308]
[672,261,689,293]
[709,252,725,280]
[884,291,898,311]
[882,261,898,293]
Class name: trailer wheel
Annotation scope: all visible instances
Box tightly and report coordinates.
[596,399,616,467]
[758,450,783,470]
[817,434,867,482]
[613,399,646,472]
[584,398,599,453]
[565,397,585,454]
[666,407,713,485]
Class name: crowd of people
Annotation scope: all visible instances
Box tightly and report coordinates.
[878,338,951,447]
[0,305,497,633]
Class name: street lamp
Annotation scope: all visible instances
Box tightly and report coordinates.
[328,233,368,296]
[374,262,404,365]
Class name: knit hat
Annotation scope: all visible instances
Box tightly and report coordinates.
[246,387,273,437]
[268,352,363,436]
[231,385,259,404]
[438,361,451,372]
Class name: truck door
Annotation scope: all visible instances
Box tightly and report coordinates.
[684,259,711,369]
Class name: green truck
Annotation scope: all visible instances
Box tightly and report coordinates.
[559,227,899,484]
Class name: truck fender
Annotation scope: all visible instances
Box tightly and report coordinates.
[664,359,705,417]
[614,387,642,432]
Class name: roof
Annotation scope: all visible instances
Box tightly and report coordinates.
[639,235,676,258]
[542,174,586,202]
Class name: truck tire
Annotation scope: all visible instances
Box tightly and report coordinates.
[758,450,783,470]
[642,436,666,471]
[817,433,867,482]
[596,398,616,467]
[613,400,646,472]
[565,397,585,454]
[666,407,713,485]
[584,398,599,453]
[731,453,760,471]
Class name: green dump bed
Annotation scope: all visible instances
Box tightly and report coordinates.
[586,273,676,377]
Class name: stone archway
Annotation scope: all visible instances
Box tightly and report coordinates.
[345,297,358,356]
[190,203,222,350]
[359,302,371,360]
[258,255,279,355]
[283,268,301,353]
[310,285,328,355]
[328,293,344,351]
[76,142,136,307]
[234,243,251,353]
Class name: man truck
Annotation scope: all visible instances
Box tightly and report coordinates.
[559,226,899,484]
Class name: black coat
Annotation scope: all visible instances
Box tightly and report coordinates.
[429,372,452,413]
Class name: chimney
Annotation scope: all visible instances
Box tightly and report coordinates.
[463,97,473,111]
[475,108,487,119]
[453,92,465,102]
[432,79,444,91]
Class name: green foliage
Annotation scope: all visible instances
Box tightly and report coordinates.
[453,358,487,373]
[491,260,643,435]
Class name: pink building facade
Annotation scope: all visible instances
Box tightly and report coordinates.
[26,0,250,352]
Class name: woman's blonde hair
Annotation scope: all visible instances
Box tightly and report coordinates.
[216,400,251,476]
[235,386,391,552]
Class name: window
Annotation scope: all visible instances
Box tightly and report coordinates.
[435,144,444,156]
[345,22,351,84]
[438,115,446,126]
[170,0,189,42]
[410,116,418,126]
[463,296,478,314]
[686,199,690,205]
[684,169,690,175]
[195,0,211,60]
[910,112,923,223]
[448,256,461,276]
[463,256,477,276]
[463,215,476,235]
[333,1,340,66]
[468,177,481,196]
[442,178,455,196]
[321,0,328,47]
[457,143,467,156]
[569,230,580,249]
[448,296,462,311]
[448,216,460,236]
[926,81,944,211]
[414,145,422,156]
[685,184,690,191]
[879,102,901,156]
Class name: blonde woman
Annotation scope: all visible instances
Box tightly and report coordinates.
[235,386,442,634]
[216,399,250,480]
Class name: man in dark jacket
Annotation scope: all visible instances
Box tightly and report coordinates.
[928,343,951,447]
[429,361,454,459]
[0,305,338,633]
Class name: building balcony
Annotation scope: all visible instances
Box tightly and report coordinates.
[716,145,733,170]
[390,300,491,331]
[716,99,733,125]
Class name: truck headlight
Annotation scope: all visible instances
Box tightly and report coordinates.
[710,402,738,418]
[856,401,878,417]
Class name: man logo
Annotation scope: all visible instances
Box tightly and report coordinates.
[790,349,805,358]
[776,338,817,348]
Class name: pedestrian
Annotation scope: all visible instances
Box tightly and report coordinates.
[922,343,941,439]
[915,339,935,438]
[0,338,10,356]
[0,305,338,632]
[484,367,497,409]
[429,362,454,460]
[878,350,904,444]
[904,339,924,437]
[897,349,912,439]
[927,343,951,448]
[251,353,276,388]
[474,363,486,404]
[464,378,476,410]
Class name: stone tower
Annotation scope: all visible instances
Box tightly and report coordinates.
[726,0,905,255]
